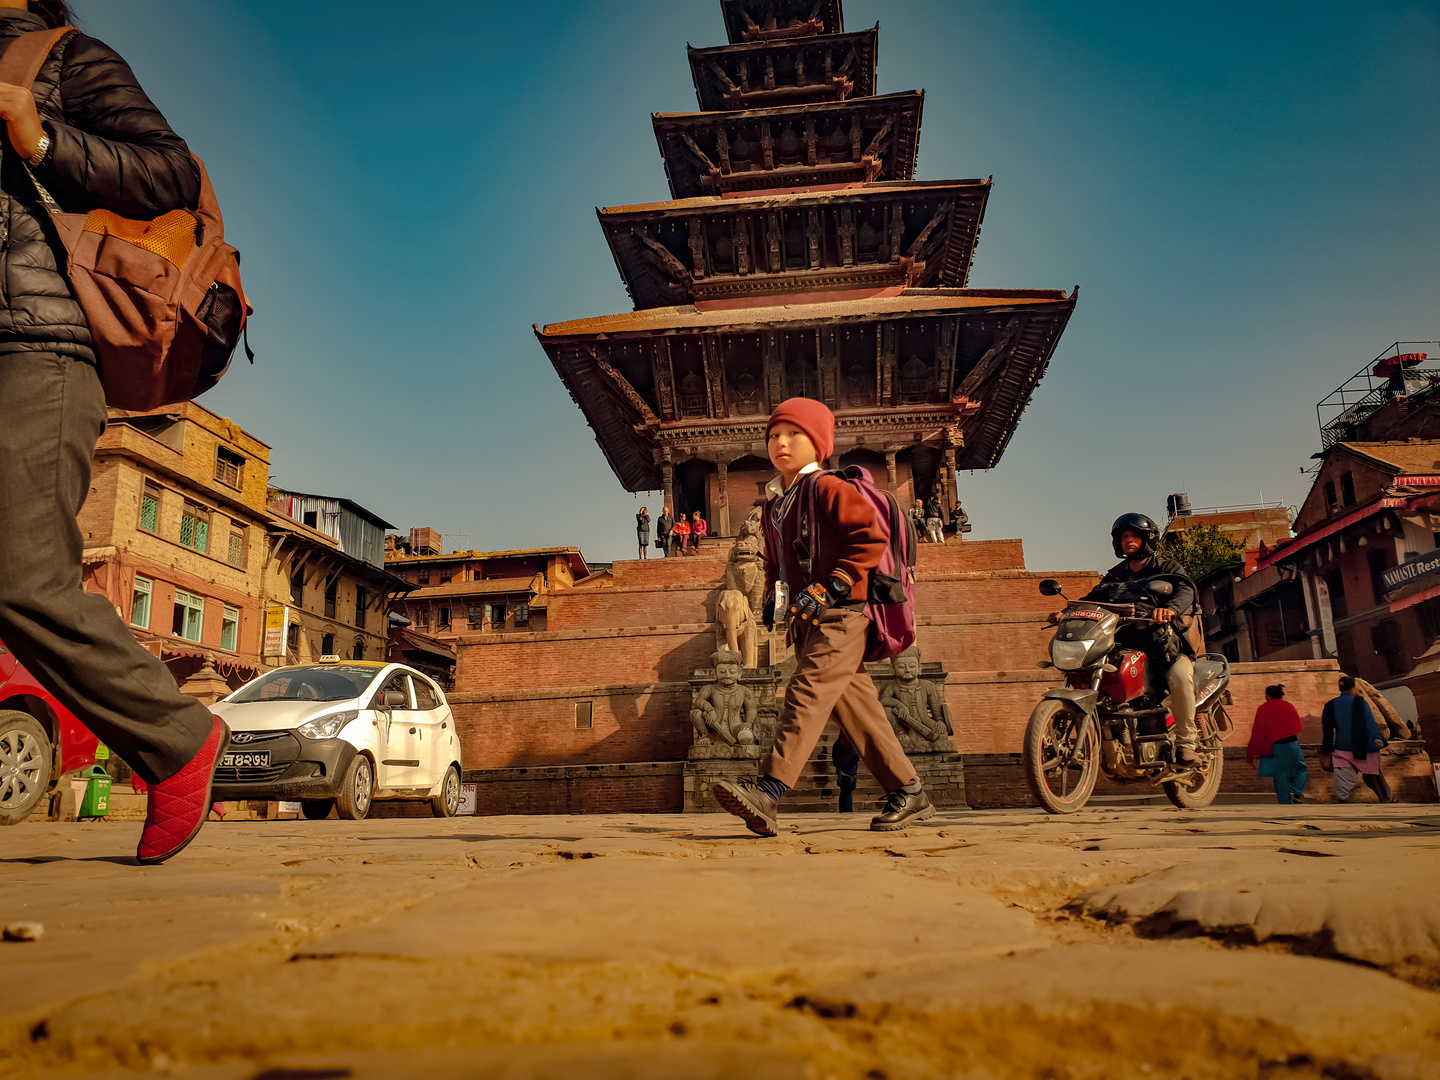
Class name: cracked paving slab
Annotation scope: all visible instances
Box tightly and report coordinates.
[2,806,1438,1079]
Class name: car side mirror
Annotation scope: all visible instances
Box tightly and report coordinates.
[1149,579,1174,598]
[1039,578,1063,597]
[383,690,406,709]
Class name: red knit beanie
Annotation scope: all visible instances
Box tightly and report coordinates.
[766,397,835,464]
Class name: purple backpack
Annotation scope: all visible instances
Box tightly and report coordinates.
[793,465,919,662]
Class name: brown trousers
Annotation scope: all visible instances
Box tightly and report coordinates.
[763,609,917,791]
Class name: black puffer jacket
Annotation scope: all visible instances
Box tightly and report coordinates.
[0,10,198,364]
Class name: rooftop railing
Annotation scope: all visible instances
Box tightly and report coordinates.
[1317,342,1440,451]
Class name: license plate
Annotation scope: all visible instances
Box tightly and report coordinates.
[220,751,270,768]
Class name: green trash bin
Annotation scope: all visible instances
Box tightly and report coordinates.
[77,765,112,819]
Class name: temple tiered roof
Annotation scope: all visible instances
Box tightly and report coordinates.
[600,179,991,309]
[653,91,923,199]
[688,27,877,111]
[720,0,845,45]
[537,2,1076,530]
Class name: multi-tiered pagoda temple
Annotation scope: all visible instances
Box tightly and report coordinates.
[537,0,1076,533]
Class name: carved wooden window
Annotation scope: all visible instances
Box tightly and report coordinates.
[732,370,762,415]
[354,586,367,629]
[352,639,365,661]
[490,604,506,628]
[679,371,708,417]
[290,565,304,605]
[227,527,245,568]
[417,567,431,585]
[467,605,485,630]
[324,576,338,619]
[438,606,451,632]
[899,357,932,404]
[514,602,530,627]
[320,632,334,656]
[786,358,817,400]
[214,447,243,489]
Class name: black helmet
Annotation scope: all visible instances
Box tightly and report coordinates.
[1111,512,1160,558]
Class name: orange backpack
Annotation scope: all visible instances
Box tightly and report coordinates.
[0,27,251,410]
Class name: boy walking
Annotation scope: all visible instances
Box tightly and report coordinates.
[712,398,934,835]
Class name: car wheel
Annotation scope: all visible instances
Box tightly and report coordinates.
[0,711,52,827]
[301,799,335,820]
[336,755,373,820]
[430,764,461,818]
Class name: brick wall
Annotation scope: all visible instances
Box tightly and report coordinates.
[450,685,692,769]
[462,762,684,815]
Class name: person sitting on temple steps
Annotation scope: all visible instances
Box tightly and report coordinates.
[711,397,935,836]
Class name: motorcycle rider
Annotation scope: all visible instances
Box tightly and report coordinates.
[1051,513,1201,766]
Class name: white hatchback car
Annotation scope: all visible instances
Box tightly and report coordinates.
[211,659,463,820]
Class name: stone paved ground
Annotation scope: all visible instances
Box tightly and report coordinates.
[2,805,1438,1079]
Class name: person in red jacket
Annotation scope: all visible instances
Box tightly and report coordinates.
[1246,684,1308,804]
[711,397,932,836]
[672,515,691,555]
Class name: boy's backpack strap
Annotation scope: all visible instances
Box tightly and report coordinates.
[0,27,78,91]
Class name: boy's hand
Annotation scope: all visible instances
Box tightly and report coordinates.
[789,582,831,627]
[788,577,852,628]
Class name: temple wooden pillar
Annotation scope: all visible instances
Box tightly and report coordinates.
[942,426,961,536]
[716,460,731,536]
[661,451,675,516]
[884,450,898,491]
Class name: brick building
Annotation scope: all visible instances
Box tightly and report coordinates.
[1160,499,1297,664]
[1256,441,1440,706]
[384,532,590,641]
[262,490,413,667]
[78,403,273,689]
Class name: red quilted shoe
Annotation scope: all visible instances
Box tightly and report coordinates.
[137,716,230,864]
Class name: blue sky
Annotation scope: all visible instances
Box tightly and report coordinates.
[81,1,1439,570]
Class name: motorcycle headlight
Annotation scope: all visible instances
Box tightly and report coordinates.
[298,710,358,740]
[1050,640,1092,671]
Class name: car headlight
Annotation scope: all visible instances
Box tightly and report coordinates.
[1050,640,1092,671]
[298,710,358,739]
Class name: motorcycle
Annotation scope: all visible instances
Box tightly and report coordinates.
[1022,574,1233,813]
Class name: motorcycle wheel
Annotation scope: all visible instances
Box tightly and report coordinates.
[1163,739,1224,809]
[1022,699,1100,814]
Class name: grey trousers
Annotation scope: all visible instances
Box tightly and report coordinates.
[0,353,213,783]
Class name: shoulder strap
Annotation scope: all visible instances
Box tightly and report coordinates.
[0,27,77,91]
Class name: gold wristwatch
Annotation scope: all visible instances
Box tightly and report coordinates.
[28,130,50,167]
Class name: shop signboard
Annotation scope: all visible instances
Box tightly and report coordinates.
[1382,548,1440,598]
[263,606,289,659]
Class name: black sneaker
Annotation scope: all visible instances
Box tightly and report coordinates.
[713,777,779,837]
[871,778,935,832]
[1291,790,1305,804]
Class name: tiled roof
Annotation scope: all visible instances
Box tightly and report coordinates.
[598,179,989,218]
[538,289,1071,338]
[1339,441,1440,476]
[404,576,539,599]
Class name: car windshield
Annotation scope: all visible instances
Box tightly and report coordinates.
[228,665,383,704]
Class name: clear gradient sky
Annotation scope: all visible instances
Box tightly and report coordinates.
[80,1,1439,571]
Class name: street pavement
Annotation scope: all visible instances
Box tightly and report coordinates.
[2,805,1438,1079]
